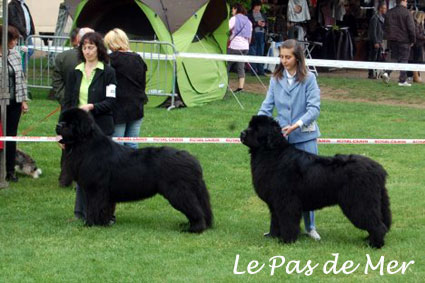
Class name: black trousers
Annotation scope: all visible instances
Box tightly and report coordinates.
[406,45,424,77]
[5,100,22,173]
[388,41,411,83]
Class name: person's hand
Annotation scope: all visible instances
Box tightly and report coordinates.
[21,101,29,114]
[282,124,298,137]
[374,43,380,49]
[58,143,65,150]
[20,46,28,53]
[79,104,94,112]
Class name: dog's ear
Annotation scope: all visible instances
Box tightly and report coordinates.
[74,110,95,139]
[266,124,284,149]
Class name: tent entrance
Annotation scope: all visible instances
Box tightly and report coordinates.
[76,0,155,40]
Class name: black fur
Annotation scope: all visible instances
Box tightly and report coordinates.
[240,115,391,248]
[56,108,212,232]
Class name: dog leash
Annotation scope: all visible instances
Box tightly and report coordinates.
[20,106,61,136]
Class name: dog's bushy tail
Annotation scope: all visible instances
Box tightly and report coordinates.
[381,186,392,231]
[197,179,213,228]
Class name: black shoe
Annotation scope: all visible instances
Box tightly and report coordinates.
[6,172,18,182]
[233,88,243,93]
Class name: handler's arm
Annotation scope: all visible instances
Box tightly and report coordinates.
[257,78,275,116]
[299,74,320,125]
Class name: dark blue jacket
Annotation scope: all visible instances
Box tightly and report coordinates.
[64,64,117,135]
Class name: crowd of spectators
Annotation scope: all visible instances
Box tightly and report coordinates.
[229,0,425,87]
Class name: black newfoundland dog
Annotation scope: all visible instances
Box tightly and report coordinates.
[240,115,391,248]
[56,108,212,233]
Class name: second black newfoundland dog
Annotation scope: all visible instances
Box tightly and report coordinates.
[240,115,391,248]
[56,108,212,233]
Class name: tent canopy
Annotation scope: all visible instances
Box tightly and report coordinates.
[64,0,229,107]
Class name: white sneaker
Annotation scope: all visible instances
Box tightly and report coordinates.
[306,229,321,241]
[398,81,412,87]
[381,72,390,84]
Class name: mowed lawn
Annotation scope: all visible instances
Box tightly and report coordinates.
[1,77,425,282]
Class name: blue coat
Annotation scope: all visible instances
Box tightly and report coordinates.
[258,71,320,144]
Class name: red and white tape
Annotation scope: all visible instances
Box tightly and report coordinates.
[1,136,425,144]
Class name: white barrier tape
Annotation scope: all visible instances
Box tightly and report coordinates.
[22,45,425,71]
[1,136,425,144]
[178,52,425,72]
[24,45,177,60]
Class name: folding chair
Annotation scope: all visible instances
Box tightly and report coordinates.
[299,40,323,76]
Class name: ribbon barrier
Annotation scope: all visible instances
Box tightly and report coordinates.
[23,43,425,72]
[175,53,425,72]
[1,136,425,145]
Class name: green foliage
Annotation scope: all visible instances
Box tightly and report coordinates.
[0,84,424,282]
[227,0,252,10]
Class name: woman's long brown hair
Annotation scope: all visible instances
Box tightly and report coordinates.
[273,39,308,82]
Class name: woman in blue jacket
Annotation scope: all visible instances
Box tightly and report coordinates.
[258,39,321,241]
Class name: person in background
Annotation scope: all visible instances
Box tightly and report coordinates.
[63,32,117,222]
[228,3,253,93]
[258,39,321,241]
[384,0,416,87]
[0,25,29,182]
[342,3,358,39]
[104,28,148,149]
[248,0,267,76]
[406,11,425,83]
[8,0,36,70]
[368,1,387,80]
[52,27,94,187]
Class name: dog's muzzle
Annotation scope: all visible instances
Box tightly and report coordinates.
[240,130,247,143]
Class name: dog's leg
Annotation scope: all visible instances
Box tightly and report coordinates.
[85,188,112,226]
[339,190,388,248]
[274,196,302,243]
[161,184,207,233]
[367,223,387,249]
[266,204,280,238]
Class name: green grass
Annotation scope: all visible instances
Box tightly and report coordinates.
[317,76,425,105]
[241,72,425,106]
[1,85,424,282]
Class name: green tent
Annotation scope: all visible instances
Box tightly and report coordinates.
[65,0,229,107]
